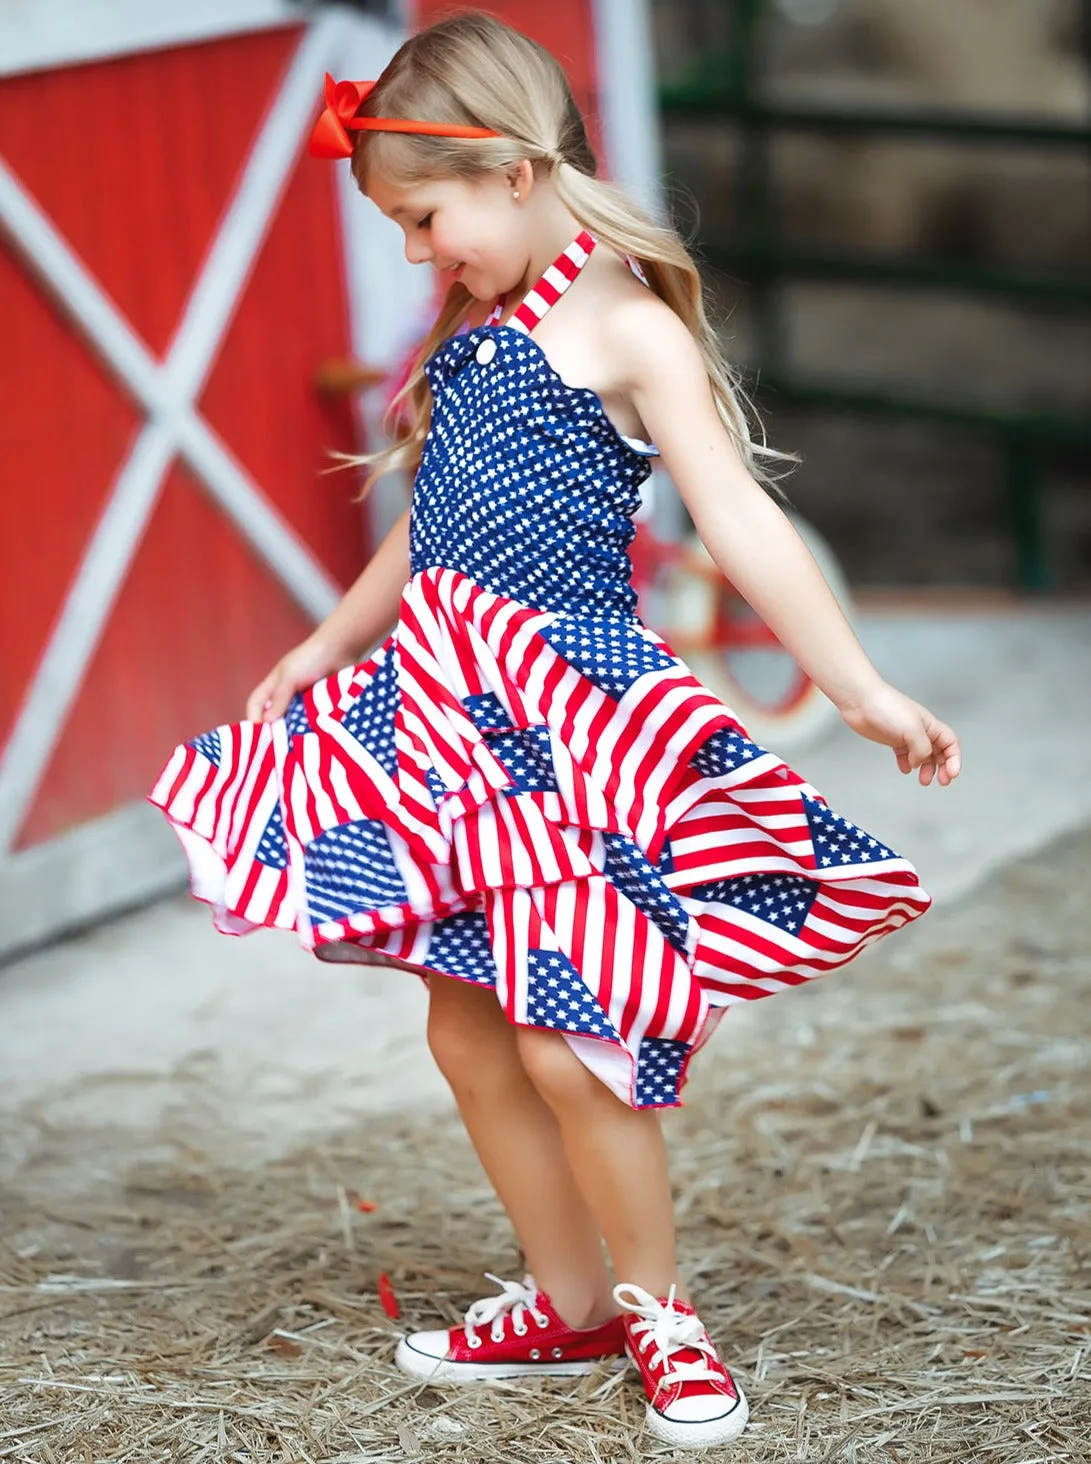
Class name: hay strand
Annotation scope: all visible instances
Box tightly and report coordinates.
[2,828,1089,1461]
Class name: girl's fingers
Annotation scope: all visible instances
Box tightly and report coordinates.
[261,681,295,722]
[921,714,961,784]
[246,672,283,722]
[907,722,935,771]
[893,711,961,786]
[933,722,962,782]
[880,704,961,786]
[912,714,961,786]
[244,681,272,722]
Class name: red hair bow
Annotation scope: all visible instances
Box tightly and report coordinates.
[309,72,502,159]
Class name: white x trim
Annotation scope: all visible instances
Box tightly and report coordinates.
[0,13,365,856]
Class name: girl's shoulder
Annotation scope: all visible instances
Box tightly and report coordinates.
[582,247,681,336]
[583,250,696,367]
[584,242,653,305]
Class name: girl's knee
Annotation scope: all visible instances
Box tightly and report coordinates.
[515,1026,599,1111]
[426,977,515,1084]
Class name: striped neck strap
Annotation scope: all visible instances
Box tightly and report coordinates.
[485,230,596,334]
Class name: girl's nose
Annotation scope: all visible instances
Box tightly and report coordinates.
[405,237,432,266]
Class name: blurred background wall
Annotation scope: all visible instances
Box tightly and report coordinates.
[653,0,1091,590]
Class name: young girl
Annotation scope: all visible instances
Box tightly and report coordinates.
[150,12,960,1450]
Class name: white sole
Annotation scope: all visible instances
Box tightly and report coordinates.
[644,1388,750,1448]
[395,1337,628,1383]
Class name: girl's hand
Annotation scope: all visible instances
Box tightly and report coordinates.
[840,682,962,787]
[245,637,341,723]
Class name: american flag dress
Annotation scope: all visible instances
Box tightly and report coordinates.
[149,230,930,1110]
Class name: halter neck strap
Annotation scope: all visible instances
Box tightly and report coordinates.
[485,230,596,333]
[477,230,659,458]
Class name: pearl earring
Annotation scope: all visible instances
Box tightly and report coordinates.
[512,190,521,201]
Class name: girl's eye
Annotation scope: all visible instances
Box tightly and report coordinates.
[416,213,433,229]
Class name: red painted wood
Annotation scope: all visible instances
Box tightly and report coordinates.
[1,29,370,847]
[198,139,365,590]
[0,235,141,753]
[19,467,316,849]
[0,28,299,358]
[4,8,607,851]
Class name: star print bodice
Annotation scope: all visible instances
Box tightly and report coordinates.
[408,232,655,618]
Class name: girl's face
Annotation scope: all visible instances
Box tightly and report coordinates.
[366,168,528,302]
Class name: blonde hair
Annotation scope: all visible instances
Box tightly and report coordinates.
[347,10,790,495]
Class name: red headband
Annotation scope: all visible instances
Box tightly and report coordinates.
[309,73,502,159]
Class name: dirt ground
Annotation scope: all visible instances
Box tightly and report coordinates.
[2,823,1088,1463]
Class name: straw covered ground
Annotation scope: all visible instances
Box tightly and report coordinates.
[2,827,1089,1463]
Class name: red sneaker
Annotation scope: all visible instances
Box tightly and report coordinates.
[394,1273,628,1382]
[615,1283,749,1448]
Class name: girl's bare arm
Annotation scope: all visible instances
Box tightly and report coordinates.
[614,298,961,785]
[246,504,412,721]
[313,504,412,665]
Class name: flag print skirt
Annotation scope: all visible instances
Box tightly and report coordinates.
[149,565,930,1109]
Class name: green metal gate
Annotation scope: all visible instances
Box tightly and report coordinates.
[659,0,1091,589]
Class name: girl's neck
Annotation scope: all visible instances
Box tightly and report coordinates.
[506,191,586,303]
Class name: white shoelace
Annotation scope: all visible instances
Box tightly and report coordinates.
[614,1283,724,1390]
[462,1273,551,1347]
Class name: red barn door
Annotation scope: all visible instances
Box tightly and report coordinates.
[0,0,659,957]
[0,9,409,956]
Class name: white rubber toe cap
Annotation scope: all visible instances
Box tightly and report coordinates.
[646,1388,749,1447]
[395,1330,453,1378]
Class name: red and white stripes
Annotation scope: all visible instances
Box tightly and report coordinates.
[150,562,930,1108]
[484,231,597,332]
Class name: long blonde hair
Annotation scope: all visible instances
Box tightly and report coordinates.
[347,11,790,495]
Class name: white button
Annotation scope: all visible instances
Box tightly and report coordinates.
[475,338,497,365]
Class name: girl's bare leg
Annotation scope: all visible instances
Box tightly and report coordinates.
[514,1026,686,1300]
[426,974,617,1327]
